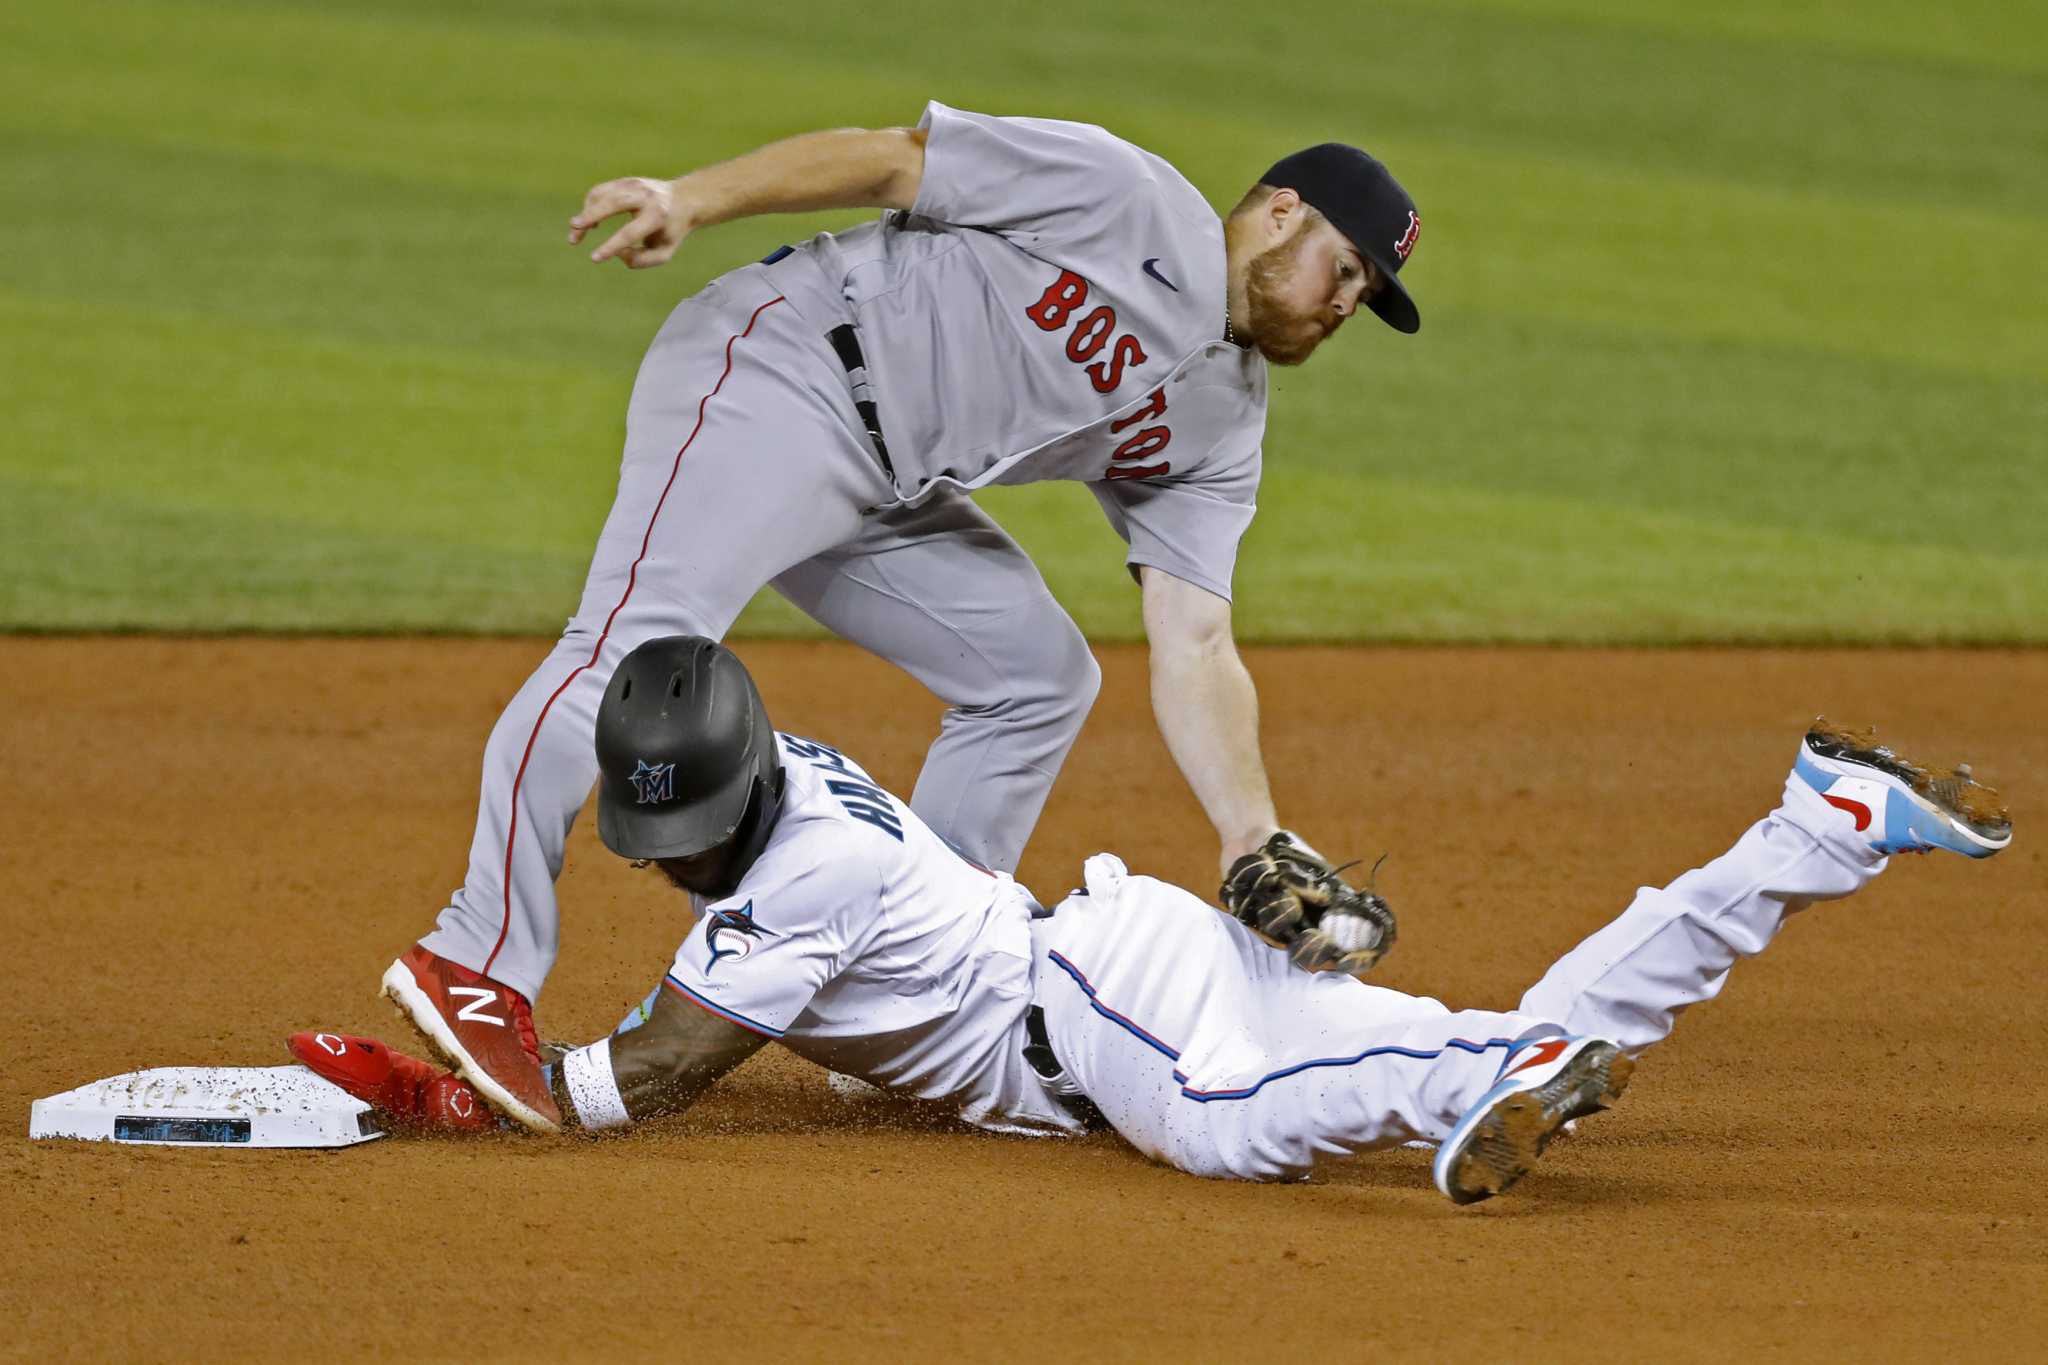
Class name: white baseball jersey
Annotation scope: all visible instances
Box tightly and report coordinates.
[659,741,1898,1183]
[765,101,1265,601]
[660,732,1082,1138]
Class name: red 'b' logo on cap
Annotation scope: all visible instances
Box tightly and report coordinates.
[1393,210,1420,262]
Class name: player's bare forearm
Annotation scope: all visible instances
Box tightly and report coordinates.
[550,987,769,1125]
[568,126,927,270]
[1140,568,1280,872]
[676,126,927,227]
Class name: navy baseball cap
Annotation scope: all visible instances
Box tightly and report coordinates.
[1260,144,1422,334]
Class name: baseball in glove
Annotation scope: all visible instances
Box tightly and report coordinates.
[1220,831,1397,977]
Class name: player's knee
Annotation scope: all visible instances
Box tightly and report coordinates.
[957,608,1099,736]
[1154,1127,1306,1183]
[1029,615,1100,732]
[1206,1132,1312,1183]
[1055,644,1101,733]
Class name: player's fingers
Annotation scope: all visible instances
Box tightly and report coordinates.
[576,178,647,223]
[589,204,667,265]
[588,226,635,264]
[567,180,646,243]
[625,240,680,270]
[614,209,687,269]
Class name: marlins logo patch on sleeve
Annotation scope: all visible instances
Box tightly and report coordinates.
[703,900,770,974]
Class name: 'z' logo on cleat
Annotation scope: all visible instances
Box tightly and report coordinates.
[450,986,507,1027]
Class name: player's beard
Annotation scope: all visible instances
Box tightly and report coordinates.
[1240,234,1333,367]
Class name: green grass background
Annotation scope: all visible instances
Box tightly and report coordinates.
[3,0,2043,641]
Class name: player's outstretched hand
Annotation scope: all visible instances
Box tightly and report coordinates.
[569,176,691,269]
[1220,832,1397,978]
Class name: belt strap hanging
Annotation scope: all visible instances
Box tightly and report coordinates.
[826,323,897,483]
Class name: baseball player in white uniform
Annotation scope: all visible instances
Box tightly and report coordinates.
[351,637,2012,1205]
[383,104,1431,1131]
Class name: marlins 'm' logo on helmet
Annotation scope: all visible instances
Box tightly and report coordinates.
[629,759,677,804]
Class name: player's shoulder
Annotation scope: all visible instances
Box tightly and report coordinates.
[1067,118,1220,237]
[927,101,1144,163]
[927,101,1217,226]
[1128,142,1223,235]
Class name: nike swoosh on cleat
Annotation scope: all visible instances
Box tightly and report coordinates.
[1141,258,1180,292]
[1823,793,1873,830]
[1502,1038,1569,1078]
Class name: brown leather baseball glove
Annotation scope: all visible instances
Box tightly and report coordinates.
[1220,831,1396,977]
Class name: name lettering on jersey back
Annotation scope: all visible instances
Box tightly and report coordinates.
[781,736,905,842]
[1024,268,1174,482]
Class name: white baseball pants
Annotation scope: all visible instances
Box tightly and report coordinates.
[1036,772,1886,1181]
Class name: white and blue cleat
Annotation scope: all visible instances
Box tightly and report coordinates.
[1433,1034,1634,1206]
[1795,719,2012,859]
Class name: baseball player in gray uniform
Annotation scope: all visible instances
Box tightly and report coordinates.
[383,103,1427,1132]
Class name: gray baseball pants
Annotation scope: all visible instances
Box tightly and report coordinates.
[420,267,1101,1000]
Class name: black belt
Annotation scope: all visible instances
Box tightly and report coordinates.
[825,323,897,484]
[758,244,897,484]
[1024,1005,1108,1132]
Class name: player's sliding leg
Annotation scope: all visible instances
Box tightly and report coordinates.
[1516,720,2011,1054]
[1041,724,2009,1198]
[387,277,893,1133]
[1434,720,2011,1204]
[771,488,1100,874]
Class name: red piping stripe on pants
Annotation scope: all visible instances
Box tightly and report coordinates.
[481,294,789,979]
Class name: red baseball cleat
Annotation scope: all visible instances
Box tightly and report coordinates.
[286,1031,496,1134]
[381,945,562,1134]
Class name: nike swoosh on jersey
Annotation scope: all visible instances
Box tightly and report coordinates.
[1141,258,1180,292]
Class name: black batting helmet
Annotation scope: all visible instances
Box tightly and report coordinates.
[594,636,784,890]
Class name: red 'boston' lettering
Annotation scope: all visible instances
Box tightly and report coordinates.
[1101,387,1172,482]
[1111,427,1170,461]
[1087,333,1147,393]
[1022,267,1151,395]
[1105,460,1170,480]
[1026,271,1090,331]
[1109,388,1167,433]
[1066,306,1116,361]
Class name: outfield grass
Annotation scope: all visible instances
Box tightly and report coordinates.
[3,0,2043,641]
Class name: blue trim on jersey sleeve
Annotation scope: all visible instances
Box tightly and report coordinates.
[662,974,786,1039]
[1044,950,1515,1104]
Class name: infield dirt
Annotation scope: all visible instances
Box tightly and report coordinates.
[4,639,2043,1361]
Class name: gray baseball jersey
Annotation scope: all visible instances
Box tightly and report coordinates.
[765,101,1266,601]
[422,104,1266,1007]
